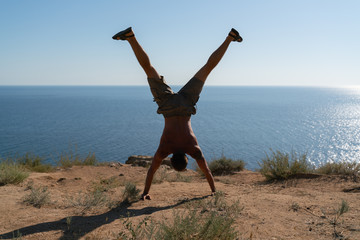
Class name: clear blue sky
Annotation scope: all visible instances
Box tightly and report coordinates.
[1,0,359,86]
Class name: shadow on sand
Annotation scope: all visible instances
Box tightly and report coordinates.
[0,195,210,239]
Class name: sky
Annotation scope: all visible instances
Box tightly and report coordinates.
[0,0,359,86]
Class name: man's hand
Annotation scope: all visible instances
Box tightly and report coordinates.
[140,193,151,200]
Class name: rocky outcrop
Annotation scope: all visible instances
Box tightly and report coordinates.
[126,155,172,168]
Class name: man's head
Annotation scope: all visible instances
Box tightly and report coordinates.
[170,152,188,171]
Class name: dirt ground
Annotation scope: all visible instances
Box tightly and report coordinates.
[0,164,359,240]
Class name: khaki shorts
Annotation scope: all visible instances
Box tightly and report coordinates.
[147,76,204,118]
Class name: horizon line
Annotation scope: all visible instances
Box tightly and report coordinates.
[1,84,360,88]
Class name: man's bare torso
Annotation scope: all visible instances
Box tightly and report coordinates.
[157,116,203,159]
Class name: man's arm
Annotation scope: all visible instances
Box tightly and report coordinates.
[190,149,216,193]
[141,150,167,200]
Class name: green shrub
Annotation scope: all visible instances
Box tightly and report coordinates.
[117,217,154,240]
[57,149,98,168]
[117,191,241,240]
[68,189,108,212]
[316,161,360,177]
[0,160,29,186]
[17,153,54,172]
[81,152,98,166]
[154,209,237,240]
[185,191,242,217]
[321,200,350,239]
[258,149,311,181]
[154,192,240,240]
[92,176,123,192]
[122,182,141,204]
[23,185,51,208]
[208,156,245,176]
[152,167,168,184]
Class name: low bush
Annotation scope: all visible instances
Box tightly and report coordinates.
[81,152,98,166]
[321,200,350,239]
[122,182,141,204]
[57,150,98,168]
[92,176,123,192]
[23,185,51,208]
[258,149,311,181]
[0,160,29,186]
[316,161,360,178]
[68,189,108,212]
[117,217,154,240]
[117,191,241,240]
[206,156,245,176]
[155,209,237,240]
[152,167,168,184]
[17,153,54,172]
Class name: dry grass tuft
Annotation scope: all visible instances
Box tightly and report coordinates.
[23,185,51,208]
[258,149,311,181]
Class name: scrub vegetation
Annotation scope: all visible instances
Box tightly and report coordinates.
[1,149,359,187]
[122,182,141,205]
[316,161,360,180]
[67,189,109,213]
[0,150,98,186]
[0,160,29,186]
[258,149,312,181]
[197,155,245,176]
[16,153,54,173]
[258,149,360,181]
[57,150,98,168]
[208,156,245,176]
[117,191,242,240]
[22,185,51,208]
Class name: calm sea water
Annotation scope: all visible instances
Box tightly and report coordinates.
[1,86,360,170]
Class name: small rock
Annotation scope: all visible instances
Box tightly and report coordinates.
[57,178,66,182]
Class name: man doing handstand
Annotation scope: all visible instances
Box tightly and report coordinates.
[112,27,242,200]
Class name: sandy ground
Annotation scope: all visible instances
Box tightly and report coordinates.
[0,164,359,240]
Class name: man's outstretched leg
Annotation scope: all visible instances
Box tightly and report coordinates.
[179,28,242,106]
[113,27,160,79]
[194,28,242,83]
[113,27,174,104]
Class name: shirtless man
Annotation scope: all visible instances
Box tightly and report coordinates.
[112,27,242,200]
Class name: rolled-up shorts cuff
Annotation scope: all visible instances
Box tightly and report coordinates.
[178,77,204,105]
[147,76,174,104]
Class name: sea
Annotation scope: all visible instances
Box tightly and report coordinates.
[1,86,360,170]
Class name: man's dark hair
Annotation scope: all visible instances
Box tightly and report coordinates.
[171,152,188,171]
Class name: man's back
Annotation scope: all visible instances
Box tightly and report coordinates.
[159,116,201,157]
